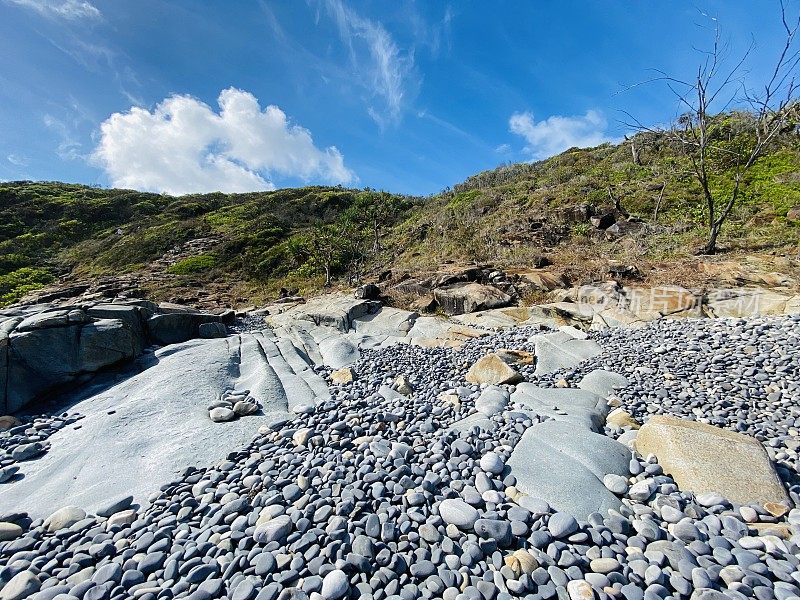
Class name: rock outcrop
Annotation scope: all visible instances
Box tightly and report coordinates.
[433,283,512,315]
[0,301,228,413]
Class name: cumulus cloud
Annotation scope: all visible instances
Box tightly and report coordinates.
[509,110,611,159]
[321,0,414,126]
[7,0,101,20]
[91,88,356,195]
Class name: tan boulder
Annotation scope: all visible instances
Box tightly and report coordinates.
[627,286,701,320]
[516,271,568,292]
[330,367,355,384]
[784,295,800,315]
[465,354,523,385]
[606,408,640,430]
[748,523,793,539]
[0,416,21,431]
[637,415,790,506]
[706,289,791,318]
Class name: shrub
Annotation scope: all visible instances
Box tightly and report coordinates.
[166,254,217,275]
[0,267,54,306]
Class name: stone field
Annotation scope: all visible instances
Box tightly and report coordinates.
[1,298,799,600]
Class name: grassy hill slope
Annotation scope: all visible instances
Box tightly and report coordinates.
[2,122,799,308]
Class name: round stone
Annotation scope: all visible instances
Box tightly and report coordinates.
[253,515,292,544]
[439,499,479,530]
[0,522,23,541]
[590,558,620,574]
[548,512,578,538]
[209,407,236,422]
[321,569,349,600]
[43,506,86,532]
[603,474,628,495]
[479,452,505,475]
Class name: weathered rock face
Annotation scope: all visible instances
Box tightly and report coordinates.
[0,301,228,413]
[637,415,790,506]
[434,283,511,315]
[7,319,137,412]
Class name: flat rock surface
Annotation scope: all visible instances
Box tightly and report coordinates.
[0,334,323,518]
[511,384,608,432]
[532,332,603,375]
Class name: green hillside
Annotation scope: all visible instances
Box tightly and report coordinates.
[2,120,799,307]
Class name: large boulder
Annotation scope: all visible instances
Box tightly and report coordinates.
[626,286,701,320]
[507,420,631,517]
[433,283,511,316]
[578,369,629,398]
[199,322,228,339]
[87,303,151,354]
[532,332,602,375]
[705,289,793,318]
[147,313,199,346]
[0,320,14,415]
[318,336,360,369]
[637,415,790,506]
[78,319,137,372]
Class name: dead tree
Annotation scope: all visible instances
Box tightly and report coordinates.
[625,2,800,254]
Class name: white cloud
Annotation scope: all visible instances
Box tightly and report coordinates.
[320,0,414,126]
[509,110,611,159]
[6,154,29,167]
[91,88,356,195]
[7,0,101,20]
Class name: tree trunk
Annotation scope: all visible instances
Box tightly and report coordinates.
[652,183,666,223]
[701,223,721,255]
[631,141,640,166]
[324,265,332,287]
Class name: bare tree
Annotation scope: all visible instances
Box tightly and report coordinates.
[626,2,800,254]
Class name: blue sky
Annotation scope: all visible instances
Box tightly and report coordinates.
[0,1,794,196]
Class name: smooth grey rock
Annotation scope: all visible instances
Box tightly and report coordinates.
[479,452,505,475]
[253,515,292,544]
[578,369,629,398]
[439,499,479,529]
[507,420,630,517]
[209,407,236,422]
[43,506,86,532]
[0,570,41,600]
[548,512,579,538]
[321,569,349,600]
[199,322,227,339]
